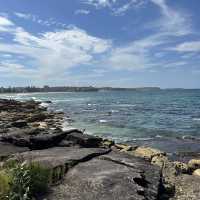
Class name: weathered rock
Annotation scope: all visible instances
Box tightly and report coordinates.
[0,142,29,161]
[27,113,48,123]
[29,130,79,149]
[169,175,200,200]
[151,155,168,168]
[102,139,115,148]
[115,143,133,151]
[161,161,189,198]
[133,146,165,161]
[193,169,200,177]
[11,147,110,173]
[173,161,188,174]
[188,159,200,171]
[46,151,160,200]
[65,132,102,148]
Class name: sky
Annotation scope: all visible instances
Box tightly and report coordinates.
[0,0,200,88]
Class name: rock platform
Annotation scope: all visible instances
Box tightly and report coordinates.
[0,98,200,200]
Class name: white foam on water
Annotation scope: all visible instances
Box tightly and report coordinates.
[99,119,108,123]
[40,102,49,108]
[193,118,200,121]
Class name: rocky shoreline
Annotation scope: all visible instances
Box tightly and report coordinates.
[0,98,200,200]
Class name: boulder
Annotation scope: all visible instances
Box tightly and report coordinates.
[45,151,161,200]
[29,129,82,149]
[151,155,168,168]
[193,169,200,177]
[65,132,102,148]
[188,159,200,171]
[133,146,165,161]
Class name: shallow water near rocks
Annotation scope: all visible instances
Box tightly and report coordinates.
[1,89,200,154]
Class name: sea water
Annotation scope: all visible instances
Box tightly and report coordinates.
[1,89,200,153]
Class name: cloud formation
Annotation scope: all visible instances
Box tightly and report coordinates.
[75,9,90,15]
[0,16,111,80]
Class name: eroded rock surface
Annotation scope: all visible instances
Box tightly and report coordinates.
[45,151,161,200]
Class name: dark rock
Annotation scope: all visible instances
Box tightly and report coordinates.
[46,151,160,200]
[11,120,27,128]
[65,132,102,148]
[27,113,48,122]
[29,129,82,149]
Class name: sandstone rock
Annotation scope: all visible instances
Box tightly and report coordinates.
[173,161,188,174]
[133,146,165,161]
[193,169,200,177]
[169,175,200,200]
[115,143,133,151]
[102,139,115,148]
[151,155,168,168]
[188,159,200,171]
[45,151,160,200]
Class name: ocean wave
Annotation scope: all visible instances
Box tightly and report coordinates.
[40,102,50,107]
[193,118,200,121]
[99,119,108,123]
[113,104,136,107]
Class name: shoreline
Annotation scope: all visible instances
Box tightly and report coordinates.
[0,98,200,199]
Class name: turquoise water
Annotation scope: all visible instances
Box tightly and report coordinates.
[1,90,200,144]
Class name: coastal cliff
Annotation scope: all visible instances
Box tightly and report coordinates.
[0,98,200,200]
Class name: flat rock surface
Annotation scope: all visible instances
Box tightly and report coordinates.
[45,151,160,200]
[0,142,29,160]
[14,147,110,168]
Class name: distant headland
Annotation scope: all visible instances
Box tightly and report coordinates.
[0,86,162,93]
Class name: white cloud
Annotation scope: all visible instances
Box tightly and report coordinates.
[82,0,147,15]
[0,16,111,79]
[169,41,200,52]
[14,12,68,28]
[75,9,90,15]
[150,0,192,36]
[0,16,13,26]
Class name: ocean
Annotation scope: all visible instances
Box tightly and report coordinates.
[1,89,200,154]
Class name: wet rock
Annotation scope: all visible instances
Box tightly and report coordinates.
[133,146,166,161]
[46,151,160,200]
[65,132,102,148]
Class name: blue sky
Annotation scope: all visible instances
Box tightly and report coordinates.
[0,0,200,88]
